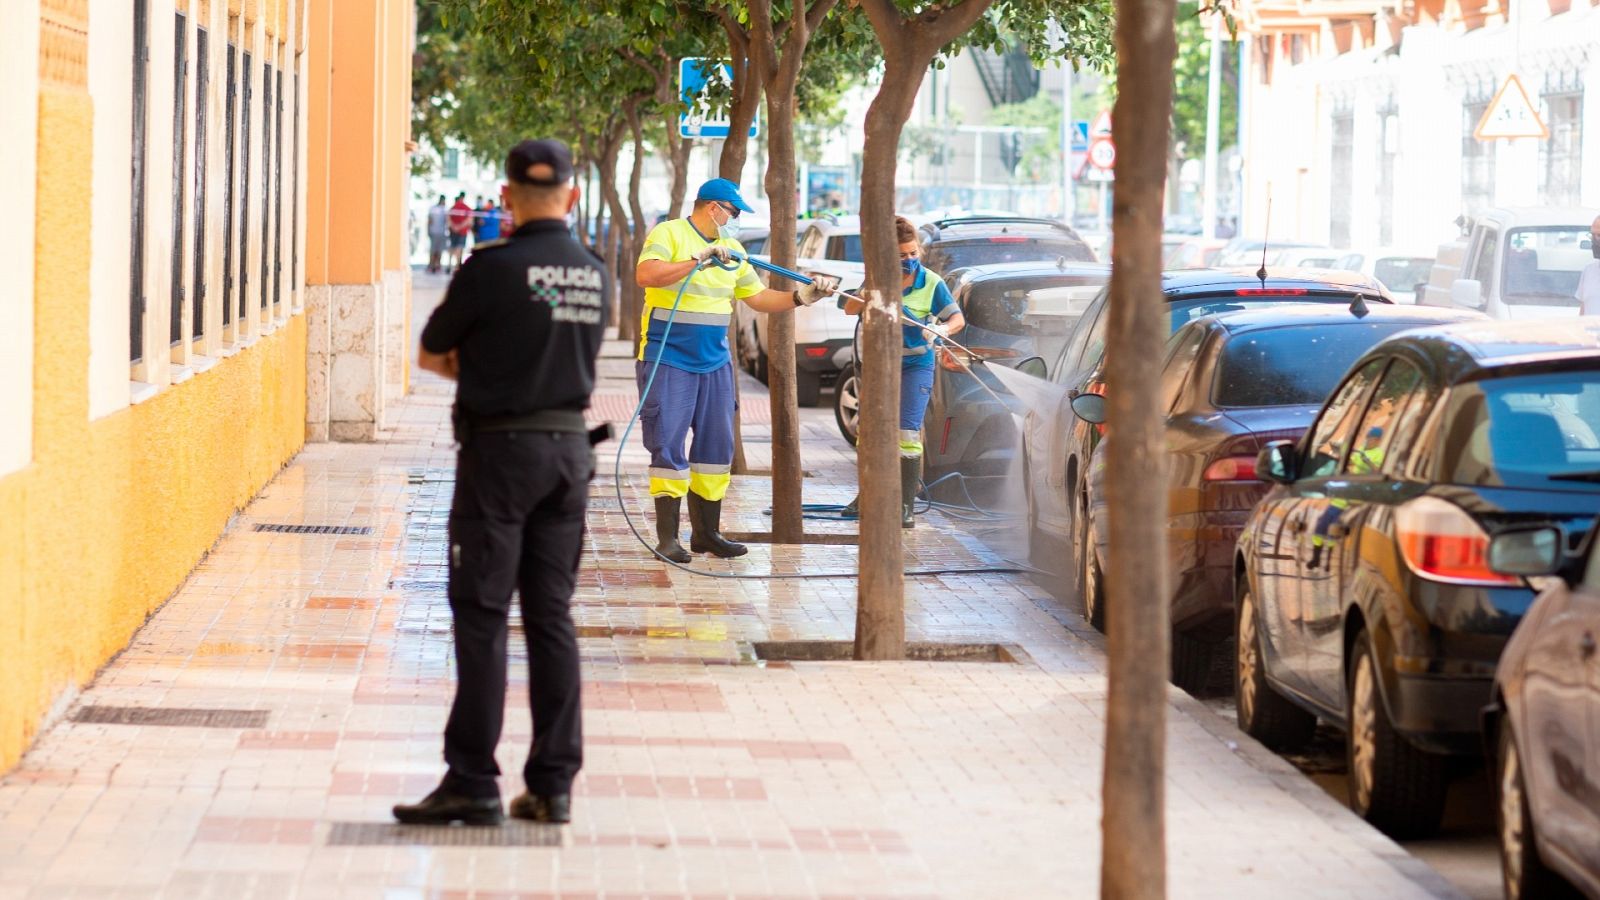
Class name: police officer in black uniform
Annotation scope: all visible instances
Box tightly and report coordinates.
[394,139,606,827]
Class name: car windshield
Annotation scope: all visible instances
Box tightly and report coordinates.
[1212,322,1426,408]
[1372,257,1432,292]
[1437,369,1600,488]
[929,239,1094,271]
[1501,227,1590,307]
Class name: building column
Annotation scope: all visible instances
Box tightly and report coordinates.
[303,0,403,442]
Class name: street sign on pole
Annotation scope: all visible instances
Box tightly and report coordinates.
[679,57,760,140]
[1088,137,1117,171]
[1071,120,1090,152]
[1474,74,1548,141]
[1089,110,1113,138]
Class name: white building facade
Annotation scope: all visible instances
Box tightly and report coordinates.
[1237,0,1600,251]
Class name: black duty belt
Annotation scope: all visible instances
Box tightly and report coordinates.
[454,407,611,446]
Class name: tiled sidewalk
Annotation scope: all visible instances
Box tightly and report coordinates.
[0,283,1460,898]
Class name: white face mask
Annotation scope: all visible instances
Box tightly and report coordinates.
[715,205,741,242]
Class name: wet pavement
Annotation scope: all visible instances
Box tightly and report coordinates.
[0,272,1465,898]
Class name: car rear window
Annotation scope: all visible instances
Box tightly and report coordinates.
[961,276,1103,337]
[927,238,1094,272]
[1502,227,1589,307]
[1436,370,1600,488]
[1212,322,1425,408]
[1165,294,1365,333]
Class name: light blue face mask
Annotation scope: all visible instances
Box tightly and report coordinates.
[901,257,921,277]
[716,206,741,242]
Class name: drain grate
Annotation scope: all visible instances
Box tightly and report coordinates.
[254,524,373,535]
[327,821,562,847]
[72,706,271,728]
[750,641,1022,664]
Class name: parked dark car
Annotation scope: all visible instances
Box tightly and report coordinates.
[1070,304,1485,692]
[918,216,1098,271]
[1484,518,1600,900]
[1020,268,1398,598]
[1234,319,1600,839]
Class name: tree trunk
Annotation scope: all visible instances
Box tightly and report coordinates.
[1100,0,1177,894]
[625,102,650,343]
[716,25,760,181]
[598,123,638,346]
[852,56,921,662]
[666,118,692,218]
[762,89,802,542]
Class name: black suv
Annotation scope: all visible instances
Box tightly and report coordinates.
[918,217,1097,273]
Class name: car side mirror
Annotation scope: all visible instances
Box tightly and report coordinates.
[1450,278,1484,309]
[1015,356,1048,379]
[1256,440,1298,484]
[1069,393,1106,424]
[1488,526,1564,577]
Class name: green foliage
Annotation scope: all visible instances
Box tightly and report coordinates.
[1096,2,1238,159]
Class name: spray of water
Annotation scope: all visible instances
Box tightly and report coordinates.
[984,363,1070,421]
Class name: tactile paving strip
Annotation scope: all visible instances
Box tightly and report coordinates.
[325,822,563,847]
[253,523,374,535]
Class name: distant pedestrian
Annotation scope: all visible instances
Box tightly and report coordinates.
[427,195,449,273]
[1577,214,1600,316]
[447,193,473,272]
[475,199,502,244]
[394,138,606,828]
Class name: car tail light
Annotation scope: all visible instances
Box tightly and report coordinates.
[803,347,829,358]
[1203,455,1257,482]
[1233,287,1308,296]
[988,236,1028,243]
[1394,496,1520,586]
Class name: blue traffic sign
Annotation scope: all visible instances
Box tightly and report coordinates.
[679,58,760,140]
[1071,120,1089,152]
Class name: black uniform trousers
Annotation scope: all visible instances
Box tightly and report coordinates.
[441,429,590,799]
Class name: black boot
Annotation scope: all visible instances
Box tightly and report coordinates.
[688,494,748,558]
[653,496,692,563]
[509,791,572,824]
[393,786,504,826]
[900,456,921,529]
[840,495,860,519]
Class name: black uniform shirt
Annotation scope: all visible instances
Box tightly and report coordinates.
[421,219,608,417]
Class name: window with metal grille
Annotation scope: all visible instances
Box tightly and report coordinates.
[1460,101,1492,214]
[169,13,187,345]
[1329,113,1354,248]
[260,63,272,310]
[443,148,460,179]
[273,67,283,308]
[191,27,208,340]
[1539,92,1583,207]
[222,42,236,327]
[239,51,252,323]
[131,0,150,362]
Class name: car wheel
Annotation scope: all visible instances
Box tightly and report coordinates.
[1077,506,1105,633]
[1235,579,1315,750]
[796,369,822,407]
[1497,720,1575,900]
[1170,630,1215,696]
[833,363,859,447]
[1346,634,1448,839]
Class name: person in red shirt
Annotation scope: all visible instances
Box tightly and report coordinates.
[447,193,473,272]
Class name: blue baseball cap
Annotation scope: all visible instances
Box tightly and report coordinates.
[696,178,754,214]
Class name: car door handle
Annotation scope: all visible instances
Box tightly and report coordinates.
[1581,633,1597,659]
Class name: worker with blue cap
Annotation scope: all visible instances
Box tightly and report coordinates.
[635,178,840,561]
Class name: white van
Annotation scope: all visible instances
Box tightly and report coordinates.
[1421,207,1594,319]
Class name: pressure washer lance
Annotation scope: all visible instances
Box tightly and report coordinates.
[612,253,1038,580]
[735,254,1013,407]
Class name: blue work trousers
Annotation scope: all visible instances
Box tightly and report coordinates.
[636,361,737,500]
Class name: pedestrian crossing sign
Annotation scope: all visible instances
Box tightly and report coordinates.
[1474,74,1548,141]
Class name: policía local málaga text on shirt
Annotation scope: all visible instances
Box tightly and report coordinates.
[635,218,765,373]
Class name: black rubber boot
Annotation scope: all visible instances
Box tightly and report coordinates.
[653,496,692,563]
[840,495,860,519]
[900,456,921,529]
[688,494,748,558]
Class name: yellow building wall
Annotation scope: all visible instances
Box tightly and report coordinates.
[0,85,308,772]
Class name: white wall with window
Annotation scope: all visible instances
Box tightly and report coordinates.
[0,0,39,475]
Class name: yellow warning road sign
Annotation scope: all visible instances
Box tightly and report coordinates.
[1474,74,1548,141]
